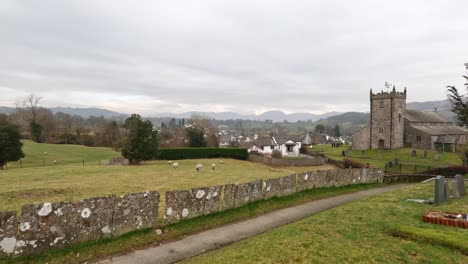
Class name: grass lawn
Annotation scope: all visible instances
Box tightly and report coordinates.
[184,183,468,264]
[312,144,462,169]
[6,140,120,169]
[0,141,336,213]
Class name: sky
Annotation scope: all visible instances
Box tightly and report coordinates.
[1,1,467,116]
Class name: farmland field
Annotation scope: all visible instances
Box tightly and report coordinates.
[0,141,336,213]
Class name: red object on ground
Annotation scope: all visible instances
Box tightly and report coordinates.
[423,211,468,228]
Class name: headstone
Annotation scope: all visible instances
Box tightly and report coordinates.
[424,150,428,159]
[454,174,466,196]
[452,179,461,198]
[387,161,393,168]
[434,176,446,204]
[433,154,439,161]
[361,150,366,156]
[411,150,417,157]
[394,158,400,165]
[444,181,450,202]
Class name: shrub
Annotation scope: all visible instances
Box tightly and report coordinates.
[159,148,248,160]
[343,158,368,169]
[271,149,283,158]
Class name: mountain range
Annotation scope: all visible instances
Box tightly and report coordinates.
[0,99,454,122]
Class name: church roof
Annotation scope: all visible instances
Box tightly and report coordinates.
[410,125,468,136]
[405,110,450,123]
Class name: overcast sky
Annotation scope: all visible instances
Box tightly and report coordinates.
[1,1,467,115]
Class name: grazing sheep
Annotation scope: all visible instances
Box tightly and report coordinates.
[219,160,224,164]
[168,160,172,165]
[172,162,179,169]
[195,164,203,172]
[211,164,216,170]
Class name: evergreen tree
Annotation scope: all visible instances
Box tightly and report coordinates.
[0,115,24,169]
[117,114,159,164]
[186,127,207,147]
[447,75,468,126]
[334,125,341,137]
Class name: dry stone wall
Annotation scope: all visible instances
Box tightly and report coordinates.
[0,168,384,257]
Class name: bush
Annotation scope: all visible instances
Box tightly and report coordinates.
[271,149,283,158]
[159,148,248,160]
[422,166,468,176]
[343,158,368,169]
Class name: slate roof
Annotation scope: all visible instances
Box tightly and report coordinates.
[300,133,314,145]
[435,135,457,144]
[405,110,450,123]
[255,136,276,146]
[410,125,468,136]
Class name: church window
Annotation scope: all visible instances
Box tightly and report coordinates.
[398,113,402,123]
[416,136,422,142]
[379,128,384,133]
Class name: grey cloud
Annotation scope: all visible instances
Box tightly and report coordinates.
[1,0,468,115]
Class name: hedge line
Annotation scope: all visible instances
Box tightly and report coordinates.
[159,148,248,160]
[422,166,468,176]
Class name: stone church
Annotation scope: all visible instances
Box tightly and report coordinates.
[352,87,468,151]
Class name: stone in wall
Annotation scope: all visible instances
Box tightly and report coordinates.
[264,174,296,199]
[222,184,237,211]
[164,190,192,225]
[0,212,17,256]
[296,171,316,191]
[234,179,264,208]
[333,169,348,187]
[75,195,116,242]
[16,202,78,255]
[203,185,223,215]
[112,191,159,236]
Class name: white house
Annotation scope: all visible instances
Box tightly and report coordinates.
[248,136,277,155]
[276,138,302,157]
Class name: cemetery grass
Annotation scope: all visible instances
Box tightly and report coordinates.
[183,183,468,264]
[2,183,383,264]
[0,151,336,213]
[313,144,462,169]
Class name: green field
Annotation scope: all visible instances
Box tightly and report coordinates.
[6,140,120,168]
[0,141,336,213]
[312,144,462,170]
[184,183,468,264]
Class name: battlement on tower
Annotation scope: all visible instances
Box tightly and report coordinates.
[370,86,407,100]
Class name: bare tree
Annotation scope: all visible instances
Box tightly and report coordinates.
[16,94,44,142]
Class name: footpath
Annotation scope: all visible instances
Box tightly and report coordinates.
[95,183,409,264]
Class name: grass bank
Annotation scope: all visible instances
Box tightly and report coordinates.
[184,183,468,263]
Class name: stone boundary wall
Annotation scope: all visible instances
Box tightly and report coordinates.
[248,154,326,166]
[0,191,159,257]
[0,168,383,257]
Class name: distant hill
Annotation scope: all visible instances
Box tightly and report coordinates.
[48,107,126,118]
[152,110,342,122]
[0,106,15,114]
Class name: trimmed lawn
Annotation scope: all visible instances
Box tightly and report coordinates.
[184,183,468,264]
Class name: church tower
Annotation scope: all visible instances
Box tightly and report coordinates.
[369,86,406,149]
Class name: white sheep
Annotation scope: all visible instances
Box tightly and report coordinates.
[211,164,216,170]
[219,160,224,164]
[172,162,179,169]
[168,160,172,165]
[195,164,203,172]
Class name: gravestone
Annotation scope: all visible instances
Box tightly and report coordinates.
[434,176,446,204]
[454,174,466,196]
[444,181,450,201]
[411,150,417,157]
[452,179,461,198]
[433,154,439,161]
[387,161,393,168]
[361,150,366,156]
[424,150,428,159]
[394,158,400,165]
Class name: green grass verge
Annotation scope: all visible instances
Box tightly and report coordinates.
[184,183,468,264]
[392,225,468,255]
[1,183,382,264]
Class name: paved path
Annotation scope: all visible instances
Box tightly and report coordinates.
[95,184,409,264]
